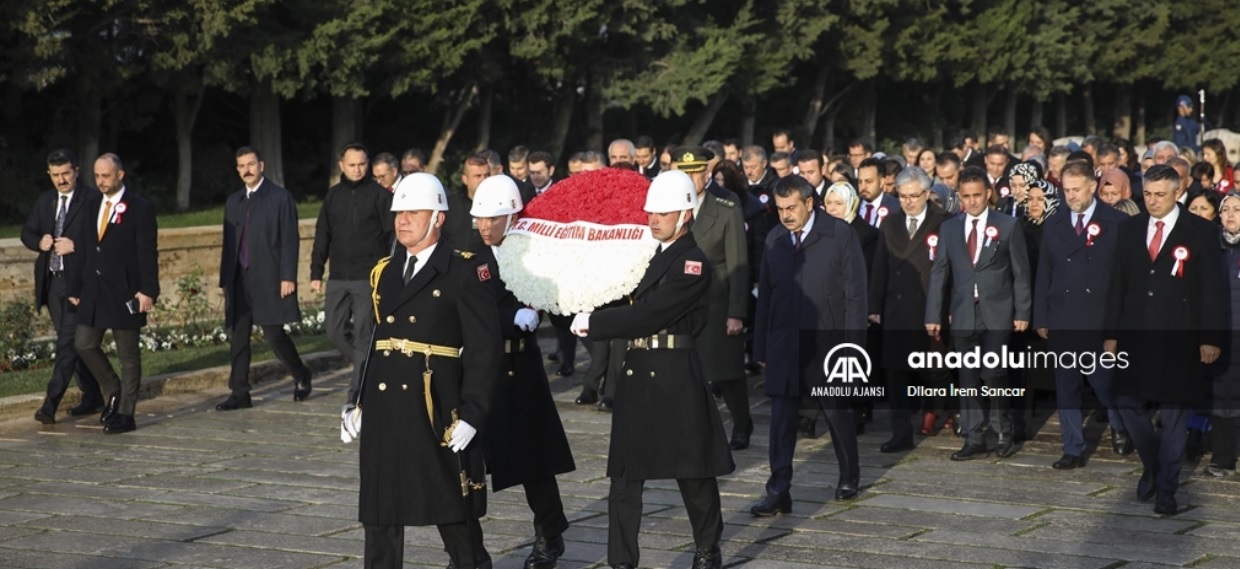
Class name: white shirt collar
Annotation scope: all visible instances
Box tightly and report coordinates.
[965,208,989,232]
[792,211,816,245]
[1150,205,1180,229]
[404,242,439,281]
[1075,198,1098,226]
[55,190,74,208]
[907,207,927,226]
[246,177,264,194]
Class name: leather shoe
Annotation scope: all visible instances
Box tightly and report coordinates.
[575,387,599,405]
[730,423,754,450]
[524,534,564,569]
[34,409,55,425]
[293,376,312,401]
[1153,492,1177,515]
[749,493,791,516]
[68,398,104,416]
[995,437,1018,458]
[951,443,991,461]
[946,413,961,437]
[547,352,560,363]
[610,565,635,569]
[1112,430,1134,456]
[216,394,253,411]
[99,395,119,425]
[835,479,859,501]
[556,367,573,377]
[691,544,722,569]
[1052,454,1086,470]
[879,438,915,453]
[103,414,136,434]
[597,397,613,412]
[709,381,723,399]
[1137,468,1158,502]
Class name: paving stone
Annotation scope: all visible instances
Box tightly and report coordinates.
[140,508,360,536]
[1184,523,1240,539]
[0,547,167,569]
[1033,510,1199,534]
[912,528,1199,566]
[823,505,1037,534]
[19,515,227,541]
[0,494,182,520]
[198,468,358,491]
[205,456,357,479]
[112,474,258,494]
[201,529,360,556]
[1024,524,1240,558]
[859,493,1043,519]
[102,539,345,568]
[1194,556,1240,568]
[136,490,302,512]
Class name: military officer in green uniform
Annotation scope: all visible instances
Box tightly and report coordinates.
[350,172,502,569]
[570,170,734,569]
[469,175,576,569]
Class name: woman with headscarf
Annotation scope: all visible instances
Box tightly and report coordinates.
[1204,192,1240,476]
[1000,161,1043,217]
[1097,168,1133,207]
[1014,179,1061,432]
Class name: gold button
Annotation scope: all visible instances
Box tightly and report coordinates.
[386,316,394,323]
[507,371,515,377]
[401,384,408,391]
[626,370,633,376]
[650,371,656,377]
[409,316,417,323]
[433,289,441,297]
[378,382,387,391]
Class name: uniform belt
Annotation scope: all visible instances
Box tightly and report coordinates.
[374,338,462,358]
[49,271,64,278]
[504,339,527,354]
[628,334,695,350]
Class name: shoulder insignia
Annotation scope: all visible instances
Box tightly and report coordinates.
[454,250,474,259]
[715,197,735,208]
[477,263,491,282]
[685,260,703,275]
[370,256,391,322]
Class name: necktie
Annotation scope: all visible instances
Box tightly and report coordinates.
[403,256,418,284]
[967,218,979,263]
[52,196,67,271]
[1074,214,1084,236]
[908,216,919,237]
[863,203,873,224]
[1148,220,1164,262]
[793,230,803,250]
[98,200,112,241]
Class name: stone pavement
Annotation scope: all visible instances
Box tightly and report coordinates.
[0,332,1238,568]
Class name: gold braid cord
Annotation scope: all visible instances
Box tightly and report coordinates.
[369,256,391,323]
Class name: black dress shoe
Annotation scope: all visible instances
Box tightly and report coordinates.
[1112,430,1134,456]
[610,565,635,569]
[547,352,560,363]
[556,367,573,377]
[1052,454,1086,470]
[951,443,991,461]
[293,376,312,401]
[34,409,55,425]
[691,544,722,569]
[749,493,791,516]
[575,387,599,405]
[995,435,1018,458]
[103,414,136,434]
[1153,492,1178,515]
[597,397,613,412]
[730,423,754,450]
[709,381,723,399]
[524,534,564,569]
[216,394,253,411]
[68,398,104,416]
[99,395,119,425]
[1137,468,1158,502]
[879,438,915,453]
[835,479,860,501]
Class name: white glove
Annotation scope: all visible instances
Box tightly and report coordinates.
[447,420,477,453]
[514,308,539,332]
[570,313,590,337]
[340,404,362,443]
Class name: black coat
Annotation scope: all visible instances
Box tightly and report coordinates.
[850,216,879,276]
[309,178,393,281]
[20,184,96,311]
[358,244,501,526]
[220,179,302,327]
[691,188,750,383]
[475,246,575,491]
[1104,207,1225,405]
[588,233,734,480]
[441,191,485,253]
[68,188,160,330]
[1206,238,1240,418]
[869,204,951,369]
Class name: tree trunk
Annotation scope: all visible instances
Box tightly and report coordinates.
[474,85,493,152]
[549,79,576,164]
[930,81,945,149]
[2,89,24,158]
[1030,98,1044,134]
[1112,85,1132,141]
[427,83,477,176]
[864,80,877,145]
[740,98,756,148]
[1082,83,1096,135]
[1215,90,1231,130]
[970,82,988,141]
[682,89,729,146]
[173,85,205,211]
[330,96,363,186]
[1003,88,1017,141]
[79,87,102,165]
[802,64,829,139]
[250,81,284,186]
[585,74,605,153]
[1055,92,1067,139]
[822,103,843,155]
[1135,84,1147,144]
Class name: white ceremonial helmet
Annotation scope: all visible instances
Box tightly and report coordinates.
[644,170,699,214]
[392,173,449,212]
[469,175,524,217]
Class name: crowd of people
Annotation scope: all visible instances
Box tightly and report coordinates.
[16,92,1240,568]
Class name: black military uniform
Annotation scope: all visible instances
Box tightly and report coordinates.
[441,191,486,253]
[358,243,501,569]
[474,246,575,567]
[587,232,734,569]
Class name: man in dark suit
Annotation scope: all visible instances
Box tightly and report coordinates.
[869,167,952,452]
[440,154,489,254]
[570,170,733,569]
[751,174,868,516]
[856,158,899,227]
[742,145,777,208]
[925,166,1032,460]
[677,146,753,450]
[216,146,314,411]
[526,151,557,198]
[634,136,660,180]
[21,149,102,423]
[67,154,159,434]
[1104,164,1224,515]
[1033,162,1131,470]
[505,145,538,205]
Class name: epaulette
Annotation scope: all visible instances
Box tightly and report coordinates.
[454,250,475,259]
[370,256,391,323]
[714,196,735,208]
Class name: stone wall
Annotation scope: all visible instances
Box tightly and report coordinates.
[0,220,323,317]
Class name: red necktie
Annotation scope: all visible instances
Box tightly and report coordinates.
[863,203,872,224]
[1148,220,1164,262]
[1074,214,1084,236]
[967,218,979,263]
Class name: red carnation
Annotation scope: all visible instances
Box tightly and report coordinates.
[524,168,650,225]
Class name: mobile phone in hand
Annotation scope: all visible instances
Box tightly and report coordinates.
[126,298,139,314]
